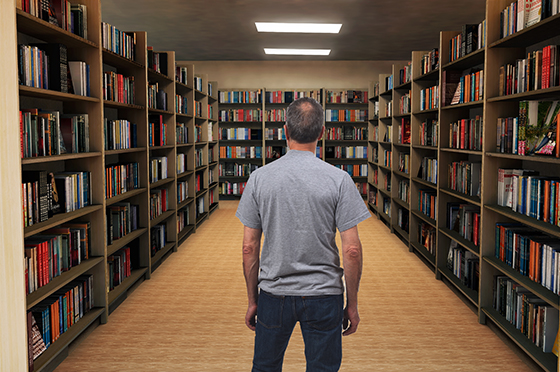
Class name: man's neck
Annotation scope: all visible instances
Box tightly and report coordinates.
[287,139,317,153]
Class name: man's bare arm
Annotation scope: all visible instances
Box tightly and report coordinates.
[340,225,363,336]
[242,226,262,331]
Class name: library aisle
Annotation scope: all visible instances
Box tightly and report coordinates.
[56,201,535,371]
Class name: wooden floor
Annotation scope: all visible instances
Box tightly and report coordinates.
[56,201,539,371]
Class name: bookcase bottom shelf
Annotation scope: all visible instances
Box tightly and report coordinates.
[151,242,176,272]
[108,268,148,313]
[409,240,435,267]
[437,266,479,307]
[33,307,105,372]
[178,225,195,243]
[482,307,558,372]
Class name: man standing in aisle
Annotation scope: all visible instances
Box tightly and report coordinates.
[236,97,370,371]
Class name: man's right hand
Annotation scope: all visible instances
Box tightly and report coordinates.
[342,306,360,336]
[245,303,258,331]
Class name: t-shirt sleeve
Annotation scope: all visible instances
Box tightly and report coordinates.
[235,173,262,229]
[335,173,371,232]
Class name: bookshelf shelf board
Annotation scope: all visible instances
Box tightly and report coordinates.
[208,95,218,103]
[177,197,194,211]
[485,204,560,239]
[440,148,482,156]
[379,116,392,121]
[393,225,410,242]
[27,256,104,309]
[379,188,391,198]
[105,147,146,156]
[196,212,209,225]
[32,307,105,372]
[369,117,379,121]
[220,139,263,144]
[149,144,175,151]
[393,197,410,210]
[439,187,481,206]
[439,226,480,256]
[209,202,219,214]
[324,139,368,144]
[487,86,560,102]
[411,177,437,189]
[483,256,560,309]
[412,145,438,151]
[220,157,263,162]
[195,116,206,123]
[148,108,174,115]
[440,100,483,110]
[393,113,411,119]
[415,68,440,82]
[151,242,176,269]
[176,112,193,119]
[368,139,379,144]
[379,141,392,146]
[412,108,439,115]
[325,102,368,106]
[393,142,411,149]
[176,143,194,149]
[102,49,144,70]
[106,188,147,206]
[325,121,367,125]
[482,307,558,372]
[209,161,219,167]
[195,165,207,172]
[19,85,100,103]
[265,121,286,125]
[196,189,208,198]
[486,152,560,164]
[221,121,263,126]
[378,164,391,172]
[209,140,219,145]
[194,90,205,100]
[209,181,219,189]
[24,205,103,238]
[177,170,194,179]
[175,80,193,91]
[380,89,393,97]
[325,158,368,162]
[394,81,412,91]
[438,266,479,306]
[379,211,391,223]
[150,210,175,227]
[393,169,410,179]
[411,209,437,228]
[219,175,249,181]
[489,13,560,49]
[369,95,379,101]
[178,225,195,242]
[194,142,207,148]
[368,181,378,188]
[265,139,287,144]
[410,240,436,266]
[148,68,173,82]
[108,268,148,306]
[219,102,262,106]
[368,202,377,212]
[103,100,144,110]
[442,47,485,70]
[16,9,98,49]
[351,176,367,181]
[22,152,102,165]
[149,177,174,189]
[107,228,148,257]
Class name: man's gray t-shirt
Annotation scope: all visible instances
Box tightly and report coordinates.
[236,150,371,296]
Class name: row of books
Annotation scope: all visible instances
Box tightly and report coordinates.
[107,203,138,245]
[398,153,410,174]
[208,83,214,98]
[219,181,246,196]
[265,108,286,122]
[447,161,481,197]
[148,115,167,147]
[448,22,484,62]
[420,48,439,76]
[177,180,188,203]
[370,125,379,142]
[372,82,380,97]
[382,150,391,168]
[325,126,367,141]
[25,222,90,294]
[398,118,411,144]
[447,243,479,291]
[219,128,262,140]
[195,148,204,168]
[101,22,136,61]
[418,157,437,184]
[208,146,215,164]
[399,62,412,86]
[371,101,379,119]
[195,172,204,193]
[383,173,391,192]
[325,109,368,122]
[149,156,168,183]
[449,116,483,151]
[208,105,214,120]
[398,179,410,203]
[371,147,378,163]
[103,72,134,104]
[495,223,560,294]
[356,182,367,196]
[175,95,188,115]
[219,162,259,177]
[418,189,437,220]
[147,47,167,75]
[265,127,286,141]
[178,206,190,233]
[21,109,89,157]
[195,196,205,218]
[28,275,94,364]
[18,0,89,39]
[335,164,368,177]
[497,168,560,226]
[497,100,560,156]
[149,188,169,220]
[265,146,286,160]
[176,153,187,174]
[397,207,409,232]
[419,222,436,255]
[368,189,377,207]
[193,125,204,143]
[419,119,438,147]
[385,75,394,92]
[175,66,188,85]
[383,101,392,118]
[104,119,137,151]
[399,91,411,115]
[219,109,262,122]
[107,247,131,291]
[147,83,167,111]
[105,162,139,199]
[220,146,262,159]
[383,197,391,217]
[219,90,262,104]
[265,90,323,104]
[419,85,439,111]
[176,123,189,145]
[324,146,367,159]
[150,224,167,257]
[500,0,560,39]
[494,276,559,354]
[326,90,367,104]
[448,203,481,247]
[449,69,484,106]
[194,76,203,92]
[371,168,378,185]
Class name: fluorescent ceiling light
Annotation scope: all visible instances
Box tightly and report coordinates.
[264,48,331,56]
[255,22,342,34]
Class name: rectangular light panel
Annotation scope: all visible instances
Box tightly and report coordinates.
[264,48,331,56]
[256,22,342,34]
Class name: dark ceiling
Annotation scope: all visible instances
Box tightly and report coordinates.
[100,0,487,61]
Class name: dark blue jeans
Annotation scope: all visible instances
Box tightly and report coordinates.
[252,290,344,372]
